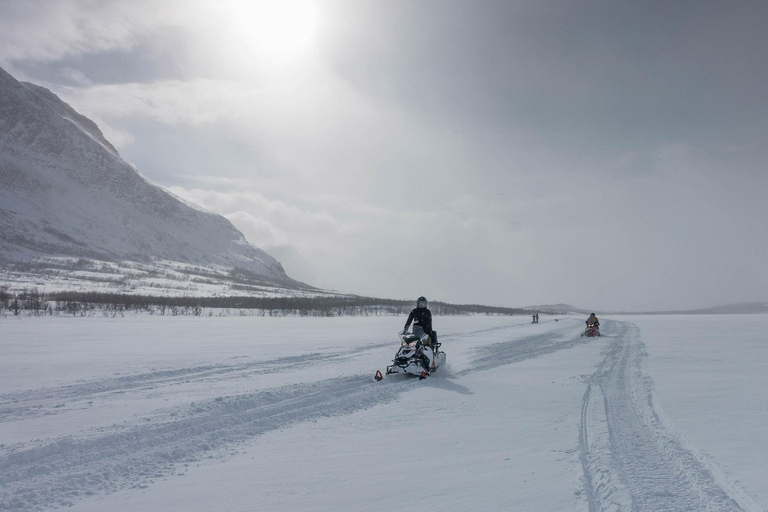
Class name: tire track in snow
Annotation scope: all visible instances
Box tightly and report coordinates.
[579,321,754,512]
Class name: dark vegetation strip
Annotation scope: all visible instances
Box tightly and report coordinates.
[0,286,543,317]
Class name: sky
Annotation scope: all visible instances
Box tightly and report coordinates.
[1,0,767,311]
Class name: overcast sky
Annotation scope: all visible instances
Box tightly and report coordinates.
[2,0,767,311]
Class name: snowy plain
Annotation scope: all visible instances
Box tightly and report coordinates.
[1,313,766,511]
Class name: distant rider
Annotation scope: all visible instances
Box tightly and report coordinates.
[404,296,438,348]
[586,313,600,327]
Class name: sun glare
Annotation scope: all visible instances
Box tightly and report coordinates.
[229,0,319,62]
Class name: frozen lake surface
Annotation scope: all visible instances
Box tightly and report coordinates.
[1,314,766,511]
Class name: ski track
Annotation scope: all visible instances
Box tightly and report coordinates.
[0,321,590,511]
[579,320,751,512]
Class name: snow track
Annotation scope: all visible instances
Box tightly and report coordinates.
[459,325,590,375]
[1,322,595,511]
[2,318,757,511]
[579,321,754,512]
[0,347,389,423]
[0,375,408,511]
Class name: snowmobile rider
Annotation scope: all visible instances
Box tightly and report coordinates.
[404,296,438,348]
[586,313,600,327]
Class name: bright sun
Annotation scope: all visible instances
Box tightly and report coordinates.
[229,0,320,62]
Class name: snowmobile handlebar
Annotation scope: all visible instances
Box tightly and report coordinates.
[399,330,430,345]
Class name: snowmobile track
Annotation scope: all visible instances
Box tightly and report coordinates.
[579,320,754,512]
[0,346,390,423]
[458,324,590,376]
[0,322,598,511]
[0,375,409,511]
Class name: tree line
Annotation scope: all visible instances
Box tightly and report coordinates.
[0,287,535,318]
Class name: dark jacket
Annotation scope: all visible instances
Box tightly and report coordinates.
[404,307,432,334]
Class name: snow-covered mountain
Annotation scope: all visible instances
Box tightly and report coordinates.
[0,66,312,293]
[524,303,594,315]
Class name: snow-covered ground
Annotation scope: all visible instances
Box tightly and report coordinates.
[0,257,333,298]
[1,314,766,511]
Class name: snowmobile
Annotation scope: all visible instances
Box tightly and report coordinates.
[581,324,600,337]
[375,329,445,381]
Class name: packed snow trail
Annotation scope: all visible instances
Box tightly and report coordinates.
[579,321,753,512]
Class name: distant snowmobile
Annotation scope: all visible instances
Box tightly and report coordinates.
[375,330,446,381]
[582,324,601,337]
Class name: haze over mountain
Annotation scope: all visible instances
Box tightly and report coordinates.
[526,301,768,316]
[0,65,312,294]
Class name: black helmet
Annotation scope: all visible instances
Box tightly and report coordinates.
[417,296,427,308]
[590,312,596,316]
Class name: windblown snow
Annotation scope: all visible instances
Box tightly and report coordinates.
[1,314,766,511]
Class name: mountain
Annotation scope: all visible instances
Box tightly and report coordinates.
[524,303,594,315]
[648,302,768,315]
[524,302,768,316]
[0,66,313,295]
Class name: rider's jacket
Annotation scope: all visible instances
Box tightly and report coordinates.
[586,315,600,326]
[404,307,432,335]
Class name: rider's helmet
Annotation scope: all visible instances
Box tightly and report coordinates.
[417,296,428,308]
[590,312,595,316]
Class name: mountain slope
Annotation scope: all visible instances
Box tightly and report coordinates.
[0,66,305,290]
[524,303,594,315]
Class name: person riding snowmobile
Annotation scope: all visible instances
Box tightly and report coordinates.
[404,296,438,348]
[586,313,600,327]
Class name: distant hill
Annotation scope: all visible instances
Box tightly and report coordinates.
[524,303,594,315]
[653,302,768,315]
[525,302,768,315]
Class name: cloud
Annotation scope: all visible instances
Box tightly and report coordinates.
[224,211,288,247]
[166,179,537,302]
[59,79,240,125]
[0,0,185,65]
[4,0,767,310]
[167,186,350,246]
